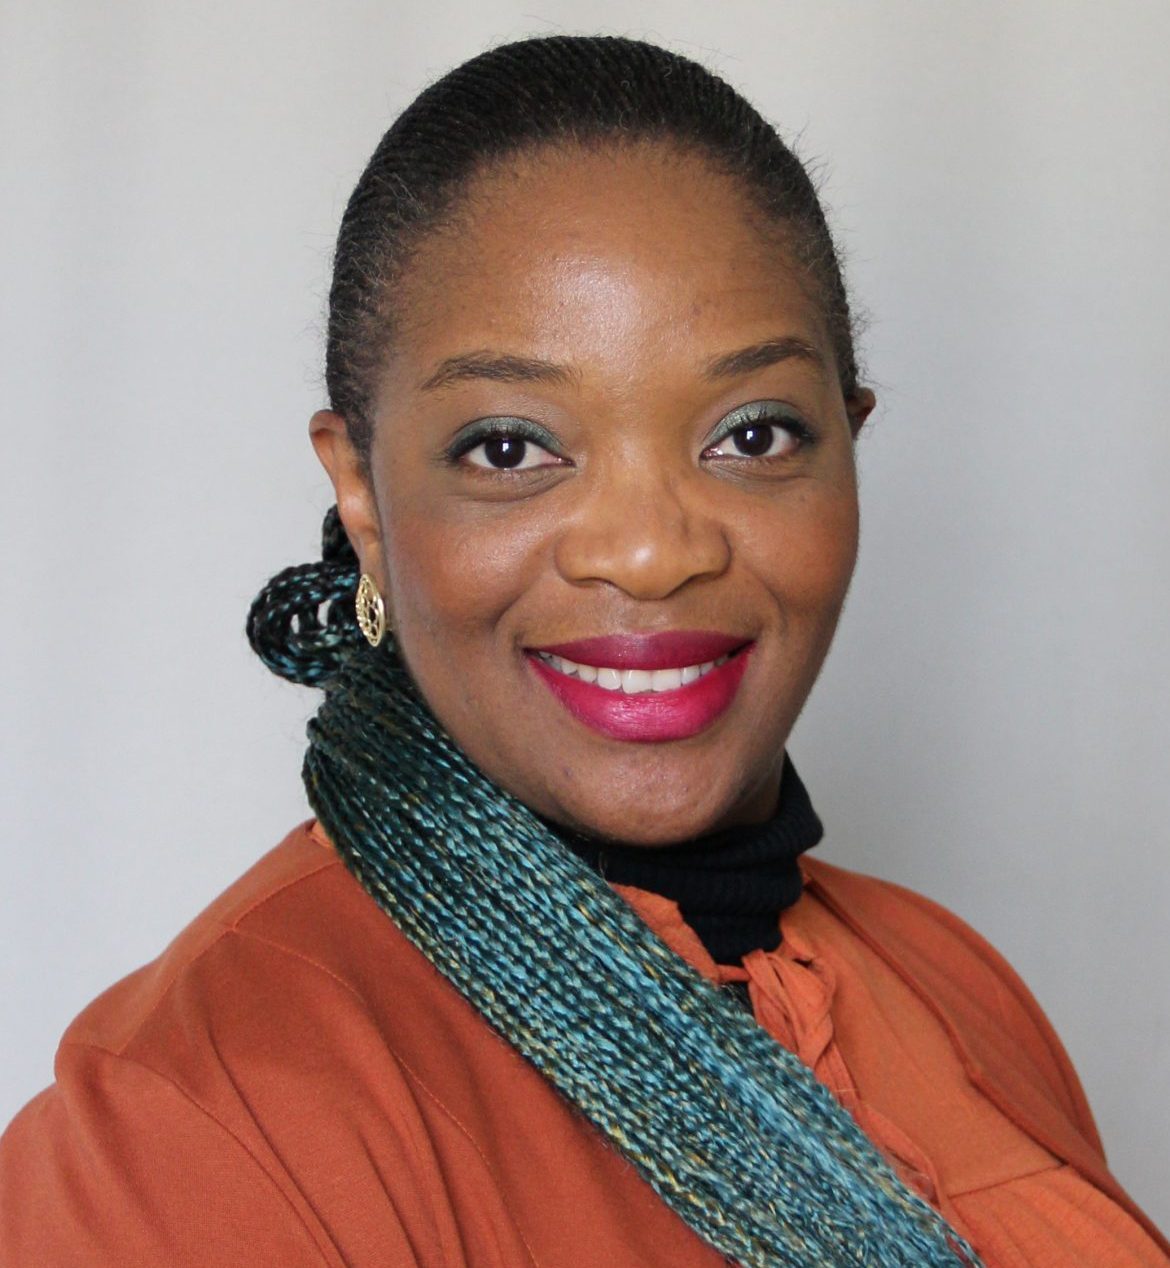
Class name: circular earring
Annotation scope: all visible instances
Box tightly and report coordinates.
[355,573,389,647]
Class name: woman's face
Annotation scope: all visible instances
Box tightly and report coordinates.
[314,143,872,845]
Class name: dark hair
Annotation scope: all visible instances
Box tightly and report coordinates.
[249,34,862,684]
[329,34,860,464]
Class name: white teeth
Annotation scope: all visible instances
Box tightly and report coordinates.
[620,669,652,694]
[538,650,734,693]
[650,668,684,692]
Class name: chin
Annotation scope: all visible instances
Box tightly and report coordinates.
[445,677,790,846]
[542,768,763,848]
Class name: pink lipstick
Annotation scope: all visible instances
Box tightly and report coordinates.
[526,631,753,743]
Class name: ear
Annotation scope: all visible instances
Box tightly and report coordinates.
[309,410,385,584]
[846,387,876,440]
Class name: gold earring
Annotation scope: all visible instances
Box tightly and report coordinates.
[355,573,389,647]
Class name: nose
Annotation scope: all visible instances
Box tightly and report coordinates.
[553,464,732,601]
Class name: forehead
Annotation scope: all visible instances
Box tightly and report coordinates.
[387,142,831,390]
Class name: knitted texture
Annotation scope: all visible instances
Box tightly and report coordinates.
[293,637,983,1267]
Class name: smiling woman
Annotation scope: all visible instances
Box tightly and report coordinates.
[1,33,1167,1268]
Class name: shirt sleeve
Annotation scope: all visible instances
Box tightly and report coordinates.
[0,1041,341,1267]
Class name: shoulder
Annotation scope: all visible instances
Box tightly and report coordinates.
[801,855,1103,1152]
[53,818,464,1093]
[802,853,1040,996]
[0,820,441,1266]
[57,819,359,1059]
[33,817,510,1150]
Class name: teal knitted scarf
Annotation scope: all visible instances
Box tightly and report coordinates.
[291,635,982,1267]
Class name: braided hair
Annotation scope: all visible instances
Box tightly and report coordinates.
[248,34,861,675]
[299,643,980,1266]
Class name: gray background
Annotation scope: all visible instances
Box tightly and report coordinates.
[3,0,1167,1232]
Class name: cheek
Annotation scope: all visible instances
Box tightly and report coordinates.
[738,481,859,623]
[380,495,551,644]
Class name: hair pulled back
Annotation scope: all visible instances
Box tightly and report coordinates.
[249,34,862,684]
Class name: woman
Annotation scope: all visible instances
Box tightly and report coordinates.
[1,34,1166,1268]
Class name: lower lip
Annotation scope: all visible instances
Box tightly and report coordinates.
[527,646,753,743]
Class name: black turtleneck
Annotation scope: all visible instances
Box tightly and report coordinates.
[546,754,823,966]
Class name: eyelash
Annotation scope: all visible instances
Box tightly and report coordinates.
[701,402,816,463]
[443,403,815,473]
[444,417,567,472]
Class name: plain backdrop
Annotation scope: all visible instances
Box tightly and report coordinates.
[3,0,1168,1233]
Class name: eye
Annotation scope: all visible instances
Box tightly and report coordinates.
[707,422,796,460]
[445,417,567,472]
[701,401,814,463]
[463,435,561,470]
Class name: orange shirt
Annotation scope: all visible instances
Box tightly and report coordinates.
[1,819,1166,1266]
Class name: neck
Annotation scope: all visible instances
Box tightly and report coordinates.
[545,753,822,964]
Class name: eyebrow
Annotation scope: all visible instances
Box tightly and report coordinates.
[419,351,577,392]
[702,336,826,381]
[417,334,825,393]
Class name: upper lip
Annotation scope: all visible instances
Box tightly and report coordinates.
[528,630,751,671]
